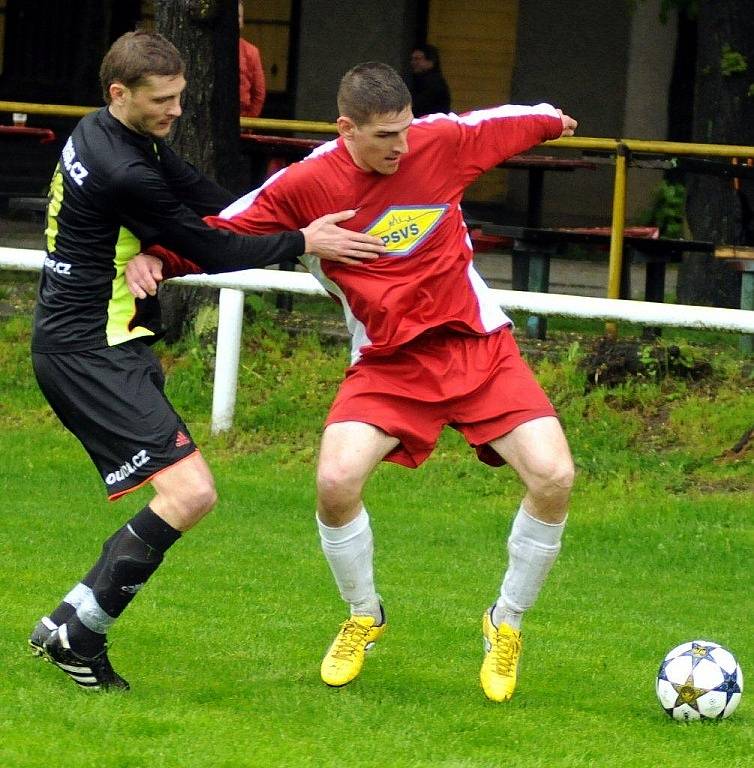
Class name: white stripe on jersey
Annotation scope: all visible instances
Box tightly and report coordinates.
[301,254,372,363]
[466,263,511,332]
[457,103,560,126]
[413,103,559,128]
[219,138,340,220]
[457,204,511,332]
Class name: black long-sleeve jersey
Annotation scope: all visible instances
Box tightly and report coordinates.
[32,107,305,352]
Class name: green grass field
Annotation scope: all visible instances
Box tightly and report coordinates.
[1,283,752,767]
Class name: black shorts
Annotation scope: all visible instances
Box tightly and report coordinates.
[32,340,198,500]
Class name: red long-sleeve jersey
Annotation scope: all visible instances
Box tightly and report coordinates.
[158,105,563,361]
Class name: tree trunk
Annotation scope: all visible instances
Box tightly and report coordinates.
[154,0,242,343]
[666,6,696,144]
[678,0,754,307]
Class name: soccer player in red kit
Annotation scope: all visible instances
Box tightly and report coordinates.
[128,62,578,702]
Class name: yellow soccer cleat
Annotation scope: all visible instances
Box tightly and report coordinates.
[480,610,522,702]
[320,613,386,687]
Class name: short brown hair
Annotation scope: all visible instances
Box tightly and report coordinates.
[99,31,184,103]
[337,62,411,126]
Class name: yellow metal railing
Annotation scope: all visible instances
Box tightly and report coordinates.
[550,136,754,313]
[5,100,754,312]
[0,100,95,119]
[603,144,629,337]
[553,135,754,157]
[0,100,340,135]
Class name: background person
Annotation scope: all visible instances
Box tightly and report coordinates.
[239,1,266,119]
[408,43,451,117]
[127,61,577,703]
[29,31,384,692]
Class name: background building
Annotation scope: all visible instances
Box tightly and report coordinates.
[0,0,679,226]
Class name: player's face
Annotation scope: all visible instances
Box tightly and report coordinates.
[410,50,431,74]
[340,107,413,175]
[110,74,186,138]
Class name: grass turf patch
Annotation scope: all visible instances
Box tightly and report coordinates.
[1,293,752,767]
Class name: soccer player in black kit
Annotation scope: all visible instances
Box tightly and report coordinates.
[28,30,384,691]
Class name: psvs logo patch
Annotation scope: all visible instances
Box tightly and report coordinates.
[364,205,448,257]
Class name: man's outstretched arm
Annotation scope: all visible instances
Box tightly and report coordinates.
[126,209,385,298]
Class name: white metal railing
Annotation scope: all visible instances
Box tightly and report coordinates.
[3,246,754,433]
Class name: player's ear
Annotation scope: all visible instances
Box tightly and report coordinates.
[337,116,356,139]
[109,81,128,105]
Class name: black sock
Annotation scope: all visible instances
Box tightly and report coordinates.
[65,617,106,656]
[49,603,76,627]
[48,560,105,626]
[65,506,181,653]
[50,553,110,626]
[93,506,180,618]
[128,505,182,554]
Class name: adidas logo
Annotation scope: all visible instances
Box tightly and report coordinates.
[175,430,191,448]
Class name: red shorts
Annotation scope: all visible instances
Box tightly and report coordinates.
[325,328,557,468]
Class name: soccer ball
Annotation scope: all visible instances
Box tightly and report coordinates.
[656,640,744,720]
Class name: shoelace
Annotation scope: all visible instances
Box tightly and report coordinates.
[330,619,372,661]
[493,628,521,676]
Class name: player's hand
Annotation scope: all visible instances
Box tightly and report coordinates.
[126,253,164,299]
[557,109,577,137]
[301,210,386,265]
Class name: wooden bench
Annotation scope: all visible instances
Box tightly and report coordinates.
[477,223,715,338]
[715,245,754,351]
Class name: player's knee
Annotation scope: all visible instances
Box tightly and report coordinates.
[316,461,364,508]
[555,456,576,493]
[527,454,574,502]
[194,478,218,513]
[188,475,217,515]
[160,475,217,528]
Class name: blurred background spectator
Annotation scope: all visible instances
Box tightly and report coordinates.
[239,1,266,118]
[408,43,451,117]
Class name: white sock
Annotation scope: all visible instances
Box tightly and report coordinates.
[492,504,566,631]
[317,507,382,622]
